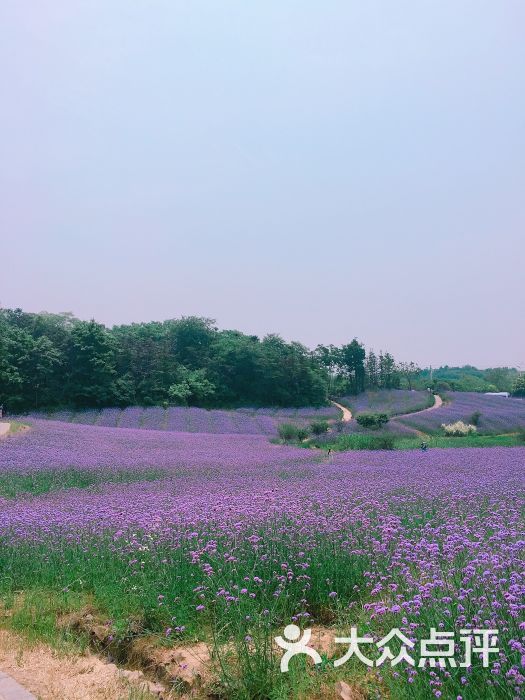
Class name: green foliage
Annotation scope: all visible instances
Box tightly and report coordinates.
[517,428,525,444]
[295,427,310,441]
[397,361,421,390]
[278,423,305,442]
[328,433,396,451]
[355,412,389,429]
[470,410,482,426]
[512,374,525,397]
[310,419,329,435]
[66,320,118,407]
[339,339,366,394]
[419,365,520,393]
[168,367,216,406]
[0,468,164,499]
[0,309,330,411]
[326,432,522,452]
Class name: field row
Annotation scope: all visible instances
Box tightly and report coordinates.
[24,405,339,436]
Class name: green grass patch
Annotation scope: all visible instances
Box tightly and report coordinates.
[394,433,521,449]
[317,433,396,451]
[0,468,165,499]
[1,589,91,653]
[312,432,521,452]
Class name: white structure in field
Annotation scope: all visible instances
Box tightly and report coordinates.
[485,392,510,398]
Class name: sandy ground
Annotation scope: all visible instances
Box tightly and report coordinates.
[0,630,161,700]
[330,401,352,422]
[0,424,10,439]
[432,393,443,409]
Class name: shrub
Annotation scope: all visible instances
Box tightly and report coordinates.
[278,423,301,441]
[371,434,396,450]
[355,412,389,429]
[469,411,482,426]
[333,433,396,451]
[441,421,477,436]
[278,423,309,442]
[310,420,329,436]
[296,427,310,442]
[435,381,452,393]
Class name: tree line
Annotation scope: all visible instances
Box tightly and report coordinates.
[1,307,519,413]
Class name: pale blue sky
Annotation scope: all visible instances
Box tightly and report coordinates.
[1,1,523,368]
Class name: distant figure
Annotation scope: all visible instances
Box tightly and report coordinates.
[327,447,333,460]
[420,442,428,452]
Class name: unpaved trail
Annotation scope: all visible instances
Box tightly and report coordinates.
[331,401,352,422]
[432,394,443,409]
[391,393,443,438]
[0,667,36,699]
[0,423,10,439]
[0,630,162,700]
[411,393,442,414]
[392,393,443,420]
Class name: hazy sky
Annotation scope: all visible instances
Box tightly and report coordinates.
[1,1,524,368]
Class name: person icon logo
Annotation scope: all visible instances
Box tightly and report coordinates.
[275,624,322,672]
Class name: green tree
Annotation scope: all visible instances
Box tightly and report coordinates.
[168,367,216,406]
[365,350,379,389]
[378,351,400,389]
[340,340,366,394]
[398,361,421,390]
[512,374,525,397]
[66,320,117,406]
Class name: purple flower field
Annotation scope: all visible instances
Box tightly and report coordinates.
[0,420,524,697]
[338,390,433,417]
[397,392,525,435]
[25,405,339,436]
[0,419,316,474]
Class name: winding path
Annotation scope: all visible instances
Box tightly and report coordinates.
[330,394,442,425]
[410,393,442,415]
[390,393,443,438]
[0,671,36,700]
[330,401,352,423]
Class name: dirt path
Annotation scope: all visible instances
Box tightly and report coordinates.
[0,424,10,439]
[0,630,162,700]
[391,393,443,420]
[330,401,352,422]
[414,393,442,414]
[390,393,443,438]
[390,393,443,420]
[0,668,36,699]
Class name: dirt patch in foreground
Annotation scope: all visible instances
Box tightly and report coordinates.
[0,629,164,700]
